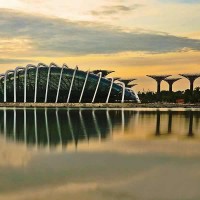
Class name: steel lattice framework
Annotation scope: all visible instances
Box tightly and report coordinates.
[0,63,140,103]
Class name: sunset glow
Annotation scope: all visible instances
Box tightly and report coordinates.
[1,0,200,91]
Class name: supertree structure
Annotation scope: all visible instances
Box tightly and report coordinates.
[164,78,181,92]
[146,75,171,94]
[179,74,200,93]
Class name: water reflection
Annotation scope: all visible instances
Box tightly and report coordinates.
[0,108,133,149]
[155,110,160,136]
[188,111,194,137]
[0,108,200,149]
[168,110,172,134]
[150,110,199,137]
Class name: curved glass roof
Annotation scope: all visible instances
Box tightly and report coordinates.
[0,63,139,103]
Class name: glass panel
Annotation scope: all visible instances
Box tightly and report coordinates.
[47,67,61,103]
[7,73,14,102]
[36,67,48,102]
[81,74,98,103]
[69,70,86,103]
[16,69,25,102]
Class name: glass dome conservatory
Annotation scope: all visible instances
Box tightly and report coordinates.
[0,63,140,103]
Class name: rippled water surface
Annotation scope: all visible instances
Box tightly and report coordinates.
[0,108,200,200]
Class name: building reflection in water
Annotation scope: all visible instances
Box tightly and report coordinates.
[155,110,161,136]
[168,110,172,134]
[153,110,199,137]
[0,108,133,149]
[188,111,194,137]
[0,108,199,149]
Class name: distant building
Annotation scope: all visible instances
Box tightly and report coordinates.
[176,99,185,104]
[0,63,140,103]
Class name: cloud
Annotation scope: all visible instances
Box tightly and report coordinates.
[0,8,200,56]
[159,0,200,3]
[0,58,33,64]
[90,4,141,16]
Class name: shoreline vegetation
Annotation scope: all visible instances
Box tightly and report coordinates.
[138,87,200,103]
[1,88,200,109]
[0,102,200,108]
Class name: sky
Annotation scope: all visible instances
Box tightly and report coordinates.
[0,0,200,91]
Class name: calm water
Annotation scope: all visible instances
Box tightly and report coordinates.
[0,108,200,200]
